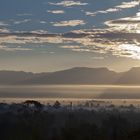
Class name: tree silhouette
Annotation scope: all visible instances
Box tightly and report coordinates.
[53,101,61,109]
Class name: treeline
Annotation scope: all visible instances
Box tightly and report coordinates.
[1,101,140,140]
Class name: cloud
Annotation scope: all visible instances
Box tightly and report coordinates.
[85,12,96,16]
[0,30,134,54]
[85,1,140,17]
[0,45,32,51]
[85,10,108,17]
[0,22,9,26]
[49,1,88,7]
[105,12,140,33]
[117,44,140,59]
[0,30,138,57]
[30,30,48,34]
[40,21,47,24]
[13,19,31,25]
[52,20,86,27]
[60,45,86,52]
[1,13,140,59]
[60,45,81,49]
[0,0,139,58]
[0,28,10,33]
[116,1,139,9]
[47,10,65,14]
[105,8,120,12]
[85,9,119,17]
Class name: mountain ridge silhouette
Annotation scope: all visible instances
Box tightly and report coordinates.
[0,67,140,85]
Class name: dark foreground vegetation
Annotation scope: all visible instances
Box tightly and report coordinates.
[1,100,140,140]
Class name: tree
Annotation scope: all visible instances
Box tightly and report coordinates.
[23,100,43,112]
[53,101,61,109]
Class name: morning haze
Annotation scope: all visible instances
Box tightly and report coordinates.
[0,0,140,99]
[1,1,140,140]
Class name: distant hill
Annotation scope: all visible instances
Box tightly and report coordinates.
[0,67,140,85]
[117,67,140,84]
[19,67,121,85]
[0,71,34,84]
[0,71,48,84]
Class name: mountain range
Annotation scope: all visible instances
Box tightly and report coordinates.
[0,67,140,85]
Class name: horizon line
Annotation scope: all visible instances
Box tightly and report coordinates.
[0,66,140,74]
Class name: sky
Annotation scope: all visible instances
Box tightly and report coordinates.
[0,0,140,72]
